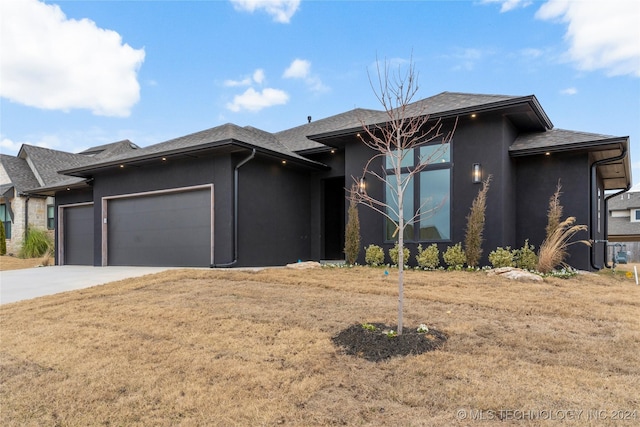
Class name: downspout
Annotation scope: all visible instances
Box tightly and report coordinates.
[212,149,256,268]
[590,144,628,270]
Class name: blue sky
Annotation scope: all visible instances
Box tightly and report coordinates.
[1,0,639,186]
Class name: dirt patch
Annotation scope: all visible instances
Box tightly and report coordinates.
[332,323,447,362]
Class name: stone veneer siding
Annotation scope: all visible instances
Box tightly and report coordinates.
[3,196,52,255]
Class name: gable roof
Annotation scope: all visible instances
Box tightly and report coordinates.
[17,145,91,189]
[0,154,41,194]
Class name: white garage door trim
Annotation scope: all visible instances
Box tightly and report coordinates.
[101,184,214,267]
[58,202,94,266]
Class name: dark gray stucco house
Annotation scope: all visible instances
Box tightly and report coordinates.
[34,92,632,270]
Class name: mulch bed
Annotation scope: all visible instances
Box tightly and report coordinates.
[332,323,448,362]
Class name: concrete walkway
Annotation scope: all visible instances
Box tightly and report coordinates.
[0,266,174,305]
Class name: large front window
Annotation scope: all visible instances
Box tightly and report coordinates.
[385,143,451,242]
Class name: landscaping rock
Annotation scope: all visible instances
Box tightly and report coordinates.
[286,261,322,270]
[487,267,543,282]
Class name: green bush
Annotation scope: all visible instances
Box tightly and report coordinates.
[443,243,466,269]
[19,226,53,259]
[416,244,440,269]
[514,239,538,270]
[365,244,385,266]
[389,242,410,266]
[488,246,514,268]
[0,220,6,256]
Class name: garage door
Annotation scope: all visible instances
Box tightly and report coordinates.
[62,204,94,265]
[107,188,212,267]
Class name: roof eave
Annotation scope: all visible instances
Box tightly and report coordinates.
[22,180,91,197]
[509,136,629,157]
[61,139,328,177]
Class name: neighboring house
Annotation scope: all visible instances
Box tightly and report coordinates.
[30,92,632,270]
[608,188,640,263]
[0,141,138,254]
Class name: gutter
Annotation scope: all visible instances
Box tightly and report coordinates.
[589,143,629,270]
[211,148,256,268]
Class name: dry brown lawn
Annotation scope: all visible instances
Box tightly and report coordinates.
[0,255,49,271]
[1,267,638,426]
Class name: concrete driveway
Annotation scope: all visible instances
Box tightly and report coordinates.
[0,266,175,305]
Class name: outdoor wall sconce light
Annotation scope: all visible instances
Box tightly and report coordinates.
[359,177,366,194]
[472,163,482,183]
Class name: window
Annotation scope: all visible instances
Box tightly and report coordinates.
[633,209,640,222]
[385,143,451,242]
[0,203,11,239]
[47,205,55,230]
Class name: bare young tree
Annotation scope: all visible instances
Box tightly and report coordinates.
[351,58,455,334]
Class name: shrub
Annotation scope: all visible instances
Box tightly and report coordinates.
[389,242,410,266]
[488,246,514,268]
[344,188,361,265]
[514,239,538,270]
[546,180,563,240]
[19,226,53,259]
[537,217,590,274]
[0,220,6,256]
[537,185,591,274]
[443,243,466,269]
[416,243,440,270]
[464,176,491,267]
[365,244,385,266]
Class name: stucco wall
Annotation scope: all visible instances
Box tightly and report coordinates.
[237,155,313,266]
[515,152,592,271]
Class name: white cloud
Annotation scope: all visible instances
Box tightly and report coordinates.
[226,87,289,112]
[0,0,145,117]
[230,0,301,23]
[253,69,266,85]
[224,68,266,87]
[283,59,328,93]
[481,0,532,13]
[535,0,640,77]
[445,48,488,71]
[0,137,25,155]
[0,134,57,156]
[520,48,544,59]
[560,87,578,95]
[283,59,311,79]
[224,76,253,87]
